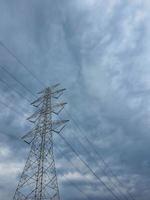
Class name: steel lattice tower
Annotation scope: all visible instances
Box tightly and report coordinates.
[13,84,68,200]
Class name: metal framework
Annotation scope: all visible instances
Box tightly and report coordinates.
[13,84,68,200]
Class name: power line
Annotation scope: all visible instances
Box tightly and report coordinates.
[56,148,91,199]
[0,40,45,87]
[56,146,99,200]
[0,65,36,98]
[68,181,91,200]
[68,122,129,200]
[0,76,31,103]
[0,99,23,116]
[58,111,130,200]
[56,146,83,175]
[85,136,135,200]
[67,111,135,200]
[57,101,130,199]
[0,79,30,116]
[58,133,122,200]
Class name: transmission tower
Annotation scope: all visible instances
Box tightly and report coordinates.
[13,84,68,200]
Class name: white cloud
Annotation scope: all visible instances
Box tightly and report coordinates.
[0,162,23,177]
[0,145,10,157]
[60,171,94,182]
[0,144,23,177]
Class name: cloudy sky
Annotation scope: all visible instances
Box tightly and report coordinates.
[0,0,150,199]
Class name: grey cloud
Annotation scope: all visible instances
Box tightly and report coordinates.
[0,0,150,200]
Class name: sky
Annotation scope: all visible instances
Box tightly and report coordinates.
[0,0,150,199]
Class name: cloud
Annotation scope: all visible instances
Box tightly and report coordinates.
[0,0,150,200]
